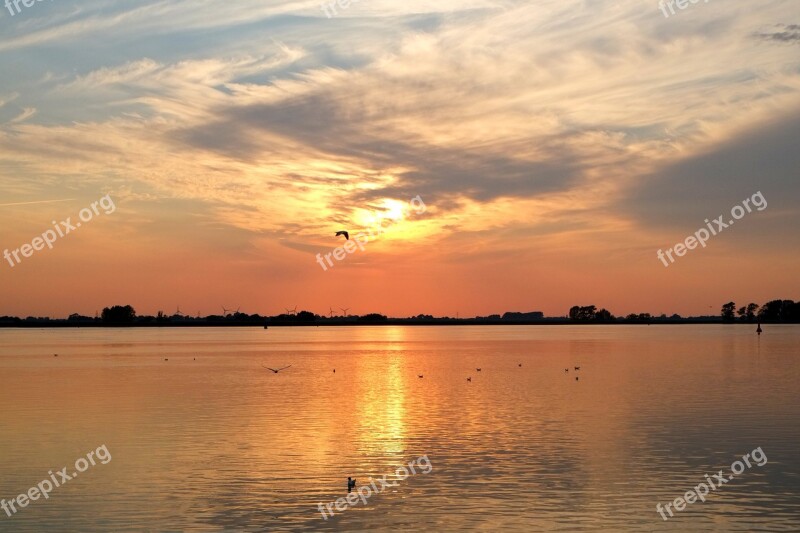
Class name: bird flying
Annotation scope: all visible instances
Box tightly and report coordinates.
[261,364,292,373]
[335,231,349,240]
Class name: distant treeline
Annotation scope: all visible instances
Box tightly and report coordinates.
[719,300,800,323]
[1,300,798,327]
[568,300,800,323]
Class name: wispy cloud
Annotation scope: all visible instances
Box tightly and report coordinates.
[755,24,800,44]
[0,198,76,208]
[4,107,37,125]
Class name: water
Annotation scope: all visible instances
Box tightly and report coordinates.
[0,325,798,532]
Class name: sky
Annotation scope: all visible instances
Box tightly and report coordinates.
[0,0,798,319]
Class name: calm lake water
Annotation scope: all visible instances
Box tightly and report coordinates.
[0,325,798,532]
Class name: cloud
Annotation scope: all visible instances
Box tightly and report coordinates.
[5,107,37,125]
[619,108,800,254]
[0,0,497,53]
[0,93,19,108]
[0,198,76,208]
[1,0,799,273]
[755,24,800,44]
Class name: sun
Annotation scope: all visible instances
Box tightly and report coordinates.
[382,200,407,222]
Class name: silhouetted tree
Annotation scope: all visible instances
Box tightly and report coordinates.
[758,300,799,322]
[67,313,92,322]
[721,302,736,323]
[358,313,388,322]
[758,300,781,321]
[789,302,800,322]
[570,305,614,321]
[295,311,317,322]
[594,308,615,322]
[101,305,136,324]
[569,305,597,321]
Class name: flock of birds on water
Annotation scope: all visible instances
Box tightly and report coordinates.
[51,325,765,372]
[53,352,587,382]
[53,352,585,380]
[253,361,584,381]
[59,355,585,381]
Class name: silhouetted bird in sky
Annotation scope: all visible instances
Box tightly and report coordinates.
[576,376,579,381]
[476,368,481,372]
[262,364,292,373]
[467,377,471,382]
[336,231,349,240]
[565,368,569,372]
[518,363,522,367]
[418,374,423,378]
[574,366,580,371]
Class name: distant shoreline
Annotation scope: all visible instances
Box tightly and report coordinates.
[1,318,790,328]
[5,300,793,328]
